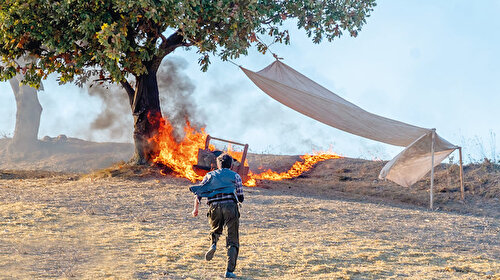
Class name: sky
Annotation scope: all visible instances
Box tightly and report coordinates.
[1,0,499,163]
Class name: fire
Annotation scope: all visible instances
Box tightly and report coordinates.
[225,144,249,167]
[244,153,341,187]
[150,116,206,182]
[150,115,341,185]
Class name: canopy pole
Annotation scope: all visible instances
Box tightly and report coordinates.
[430,129,436,210]
[458,147,465,200]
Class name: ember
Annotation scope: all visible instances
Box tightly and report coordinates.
[150,115,341,185]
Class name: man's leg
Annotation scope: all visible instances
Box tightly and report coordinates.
[208,205,224,245]
[223,203,240,273]
[206,205,224,261]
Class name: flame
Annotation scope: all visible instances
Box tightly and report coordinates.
[225,144,249,167]
[149,115,342,185]
[244,153,341,187]
[150,116,206,182]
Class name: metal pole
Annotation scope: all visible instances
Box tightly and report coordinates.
[238,144,249,175]
[208,136,247,147]
[458,147,465,200]
[204,135,211,150]
[430,129,436,210]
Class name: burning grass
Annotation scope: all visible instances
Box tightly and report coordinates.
[245,153,342,186]
[148,115,344,187]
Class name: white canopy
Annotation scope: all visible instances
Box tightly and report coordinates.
[241,60,458,187]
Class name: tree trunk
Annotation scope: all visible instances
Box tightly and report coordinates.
[7,76,42,153]
[120,30,186,165]
[130,67,162,164]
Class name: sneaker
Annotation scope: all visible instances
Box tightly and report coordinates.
[205,244,216,261]
[225,271,237,278]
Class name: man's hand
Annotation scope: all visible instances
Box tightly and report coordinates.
[192,195,200,217]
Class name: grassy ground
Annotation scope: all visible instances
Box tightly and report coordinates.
[0,173,498,279]
[247,156,500,218]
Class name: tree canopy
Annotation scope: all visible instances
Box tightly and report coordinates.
[0,0,376,87]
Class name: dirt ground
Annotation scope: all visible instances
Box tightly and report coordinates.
[0,138,499,279]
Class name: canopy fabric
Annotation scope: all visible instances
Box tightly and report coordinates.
[241,60,458,187]
[379,131,456,187]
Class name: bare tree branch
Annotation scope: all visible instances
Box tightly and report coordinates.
[92,77,113,83]
[151,30,190,71]
[120,80,135,107]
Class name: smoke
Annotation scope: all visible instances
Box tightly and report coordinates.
[87,56,202,142]
[158,57,205,138]
[87,83,132,142]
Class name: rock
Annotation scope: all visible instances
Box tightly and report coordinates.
[56,134,68,142]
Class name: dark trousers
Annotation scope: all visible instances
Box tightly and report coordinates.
[207,201,240,272]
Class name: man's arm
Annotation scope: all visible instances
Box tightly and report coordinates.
[235,174,244,203]
[192,196,200,217]
[191,173,211,217]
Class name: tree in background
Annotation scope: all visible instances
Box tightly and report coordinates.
[2,56,43,155]
[8,73,42,154]
[0,0,376,164]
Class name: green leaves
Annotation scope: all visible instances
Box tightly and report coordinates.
[0,0,376,86]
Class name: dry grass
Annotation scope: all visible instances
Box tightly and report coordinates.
[259,157,500,218]
[0,174,498,279]
[0,140,499,279]
[82,161,168,180]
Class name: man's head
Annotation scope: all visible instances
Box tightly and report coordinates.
[216,153,233,169]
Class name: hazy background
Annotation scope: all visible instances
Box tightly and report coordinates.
[1,0,499,163]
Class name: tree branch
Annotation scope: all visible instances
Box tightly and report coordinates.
[92,77,113,83]
[151,30,190,71]
[160,33,193,48]
[120,79,135,107]
[262,12,289,25]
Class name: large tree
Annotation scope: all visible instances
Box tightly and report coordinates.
[0,0,376,164]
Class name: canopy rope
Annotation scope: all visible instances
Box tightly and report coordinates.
[226,59,241,68]
[255,35,283,61]
[225,35,284,67]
